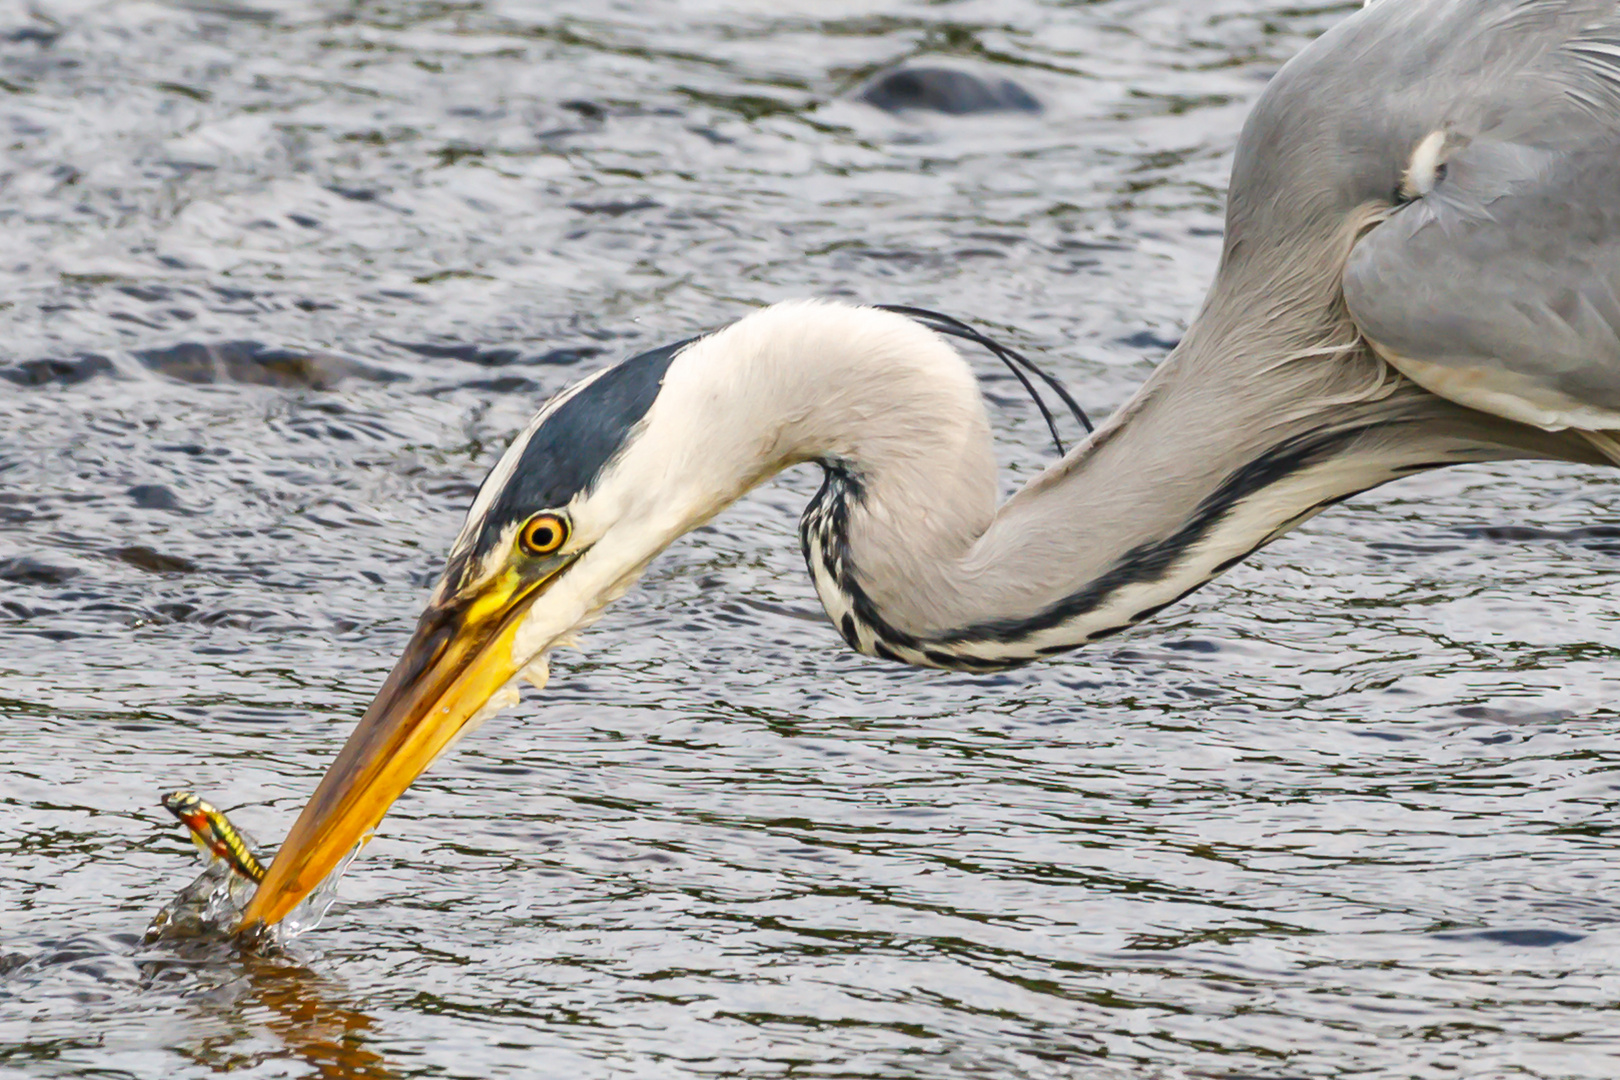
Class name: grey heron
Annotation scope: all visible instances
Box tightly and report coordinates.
[241,0,1620,929]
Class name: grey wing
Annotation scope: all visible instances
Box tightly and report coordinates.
[1344,140,1620,433]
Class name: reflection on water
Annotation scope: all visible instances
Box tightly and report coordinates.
[138,939,395,1080]
[180,953,394,1080]
[1,932,393,1079]
[2,1,1618,1078]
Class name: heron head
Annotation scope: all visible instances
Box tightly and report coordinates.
[238,298,995,929]
[240,335,720,929]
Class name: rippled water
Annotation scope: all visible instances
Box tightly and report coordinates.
[3,2,1619,1077]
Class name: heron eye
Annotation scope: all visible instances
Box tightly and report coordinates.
[518,513,569,556]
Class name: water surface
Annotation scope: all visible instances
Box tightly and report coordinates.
[3,2,1619,1077]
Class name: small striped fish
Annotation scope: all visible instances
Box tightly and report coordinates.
[162,790,266,884]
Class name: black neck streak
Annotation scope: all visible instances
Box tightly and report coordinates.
[802,420,1407,672]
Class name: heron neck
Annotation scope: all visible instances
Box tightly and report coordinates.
[668,302,1588,672]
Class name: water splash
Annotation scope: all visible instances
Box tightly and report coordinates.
[145,817,357,948]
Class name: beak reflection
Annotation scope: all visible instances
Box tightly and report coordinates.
[239,554,576,930]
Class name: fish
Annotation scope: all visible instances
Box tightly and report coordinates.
[162,790,267,884]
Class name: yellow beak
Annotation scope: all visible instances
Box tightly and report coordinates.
[239,563,568,930]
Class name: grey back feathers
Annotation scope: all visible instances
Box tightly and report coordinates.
[1227,0,1620,432]
[1346,147,1620,428]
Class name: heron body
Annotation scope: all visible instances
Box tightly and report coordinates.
[241,0,1620,929]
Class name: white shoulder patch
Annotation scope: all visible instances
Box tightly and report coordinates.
[1400,130,1448,200]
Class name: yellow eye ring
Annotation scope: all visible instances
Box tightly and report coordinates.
[518,512,569,556]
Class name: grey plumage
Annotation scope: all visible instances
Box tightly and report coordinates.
[1332,1,1620,432]
[1347,148,1620,427]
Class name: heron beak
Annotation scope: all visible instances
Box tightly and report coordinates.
[238,555,576,930]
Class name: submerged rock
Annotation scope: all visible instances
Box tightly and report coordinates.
[133,341,398,389]
[0,354,114,387]
[857,66,1042,115]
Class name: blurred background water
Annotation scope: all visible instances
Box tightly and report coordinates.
[2,2,1618,1078]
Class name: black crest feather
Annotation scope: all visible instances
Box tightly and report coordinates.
[874,305,1093,456]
